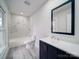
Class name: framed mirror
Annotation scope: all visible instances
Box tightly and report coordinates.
[51,0,75,35]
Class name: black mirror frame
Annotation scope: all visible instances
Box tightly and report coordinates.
[51,0,75,35]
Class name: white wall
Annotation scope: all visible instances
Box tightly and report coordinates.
[31,0,79,48]
[9,14,32,39]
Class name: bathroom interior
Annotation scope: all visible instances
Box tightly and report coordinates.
[0,0,79,59]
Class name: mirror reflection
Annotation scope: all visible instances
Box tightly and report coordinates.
[51,0,75,35]
[53,2,71,33]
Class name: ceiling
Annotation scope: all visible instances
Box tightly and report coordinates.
[5,0,48,16]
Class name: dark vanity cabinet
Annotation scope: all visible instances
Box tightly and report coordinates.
[40,41,57,59]
[40,41,79,59]
[40,41,48,59]
[47,43,57,59]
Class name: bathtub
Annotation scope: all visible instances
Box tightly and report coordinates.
[9,37,35,48]
[9,37,39,59]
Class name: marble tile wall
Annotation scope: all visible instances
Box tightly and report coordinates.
[8,14,32,39]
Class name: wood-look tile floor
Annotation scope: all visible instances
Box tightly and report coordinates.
[6,45,38,59]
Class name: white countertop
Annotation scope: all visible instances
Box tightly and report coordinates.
[40,37,79,57]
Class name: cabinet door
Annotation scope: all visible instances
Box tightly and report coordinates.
[48,44,57,59]
[57,48,70,59]
[40,41,48,59]
[57,48,79,59]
